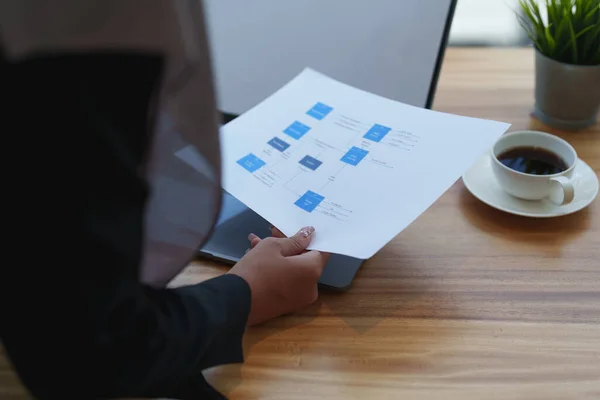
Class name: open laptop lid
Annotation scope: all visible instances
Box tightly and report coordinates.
[204,0,458,115]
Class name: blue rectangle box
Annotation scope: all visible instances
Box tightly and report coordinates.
[299,155,322,171]
[283,121,311,140]
[340,146,369,166]
[294,190,325,213]
[363,124,391,142]
[267,137,290,152]
[306,102,333,120]
[237,153,266,173]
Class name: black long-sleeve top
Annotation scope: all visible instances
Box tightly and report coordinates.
[1,48,250,399]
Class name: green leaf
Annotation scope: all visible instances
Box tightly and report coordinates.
[531,0,546,27]
[581,21,600,64]
[567,18,579,63]
[517,13,544,50]
[519,0,540,24]
[575,23,596,37]
[555,18,570,57]
[545,24,558,55]
[547,0,558,24]
[583,9,594,26]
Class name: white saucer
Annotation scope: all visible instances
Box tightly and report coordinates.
[462,155,599,218]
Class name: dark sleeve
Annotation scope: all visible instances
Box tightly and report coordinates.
[1,51,250,399]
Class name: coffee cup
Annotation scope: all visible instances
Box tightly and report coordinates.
[491,130,577,206]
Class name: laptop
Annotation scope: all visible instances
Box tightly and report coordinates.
[198,0,457,290]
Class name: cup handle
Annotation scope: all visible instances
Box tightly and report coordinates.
[549,176,575,206]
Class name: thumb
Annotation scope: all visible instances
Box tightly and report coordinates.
[277,226,315,256]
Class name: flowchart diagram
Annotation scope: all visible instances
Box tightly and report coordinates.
[218,68,510,259]
[235,101,420,221]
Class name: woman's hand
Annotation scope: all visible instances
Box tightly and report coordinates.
[228,226,329,326]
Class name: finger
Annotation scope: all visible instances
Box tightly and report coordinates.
[250,237,261,248]
[270,226,286,238]
[288,250,330,276]
[277,226,315,256]
[248,233,262,249]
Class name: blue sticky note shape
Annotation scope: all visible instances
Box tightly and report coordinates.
[340,146,369,166]
[294,190,325,212]
[306,102,333,120]
[283,121,311,140]
[363,124,391,142]
[236,153,266,173]
[299,155,322,171]
[267,137,290,152]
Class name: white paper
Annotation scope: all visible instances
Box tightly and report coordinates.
[219,69,510,259]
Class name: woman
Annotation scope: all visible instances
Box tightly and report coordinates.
[0,1,329,399]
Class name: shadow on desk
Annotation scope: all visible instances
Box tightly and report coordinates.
[458,183,592,256]
[207,260,459,396]
[317,251,457,335]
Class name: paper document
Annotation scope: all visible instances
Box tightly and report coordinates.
[218,69,510,259]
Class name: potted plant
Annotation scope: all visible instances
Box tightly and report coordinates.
[517,0,600,130]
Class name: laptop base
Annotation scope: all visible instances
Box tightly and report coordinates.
[198,192,364,291]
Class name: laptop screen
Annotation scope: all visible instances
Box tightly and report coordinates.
[204,0,457,114]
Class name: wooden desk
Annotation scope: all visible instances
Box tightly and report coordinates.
[2,48,599,399]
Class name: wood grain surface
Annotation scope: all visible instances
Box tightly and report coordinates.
[2,48,599,399]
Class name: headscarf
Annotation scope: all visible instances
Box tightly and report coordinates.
[0,0,222,287]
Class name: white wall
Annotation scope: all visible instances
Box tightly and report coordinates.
[449,0,524,45]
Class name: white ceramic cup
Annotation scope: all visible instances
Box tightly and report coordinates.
[491,130,577,205]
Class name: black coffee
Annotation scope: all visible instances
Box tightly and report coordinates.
[497,146,568,175]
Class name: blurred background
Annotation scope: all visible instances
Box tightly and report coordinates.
[449,0,529,46]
